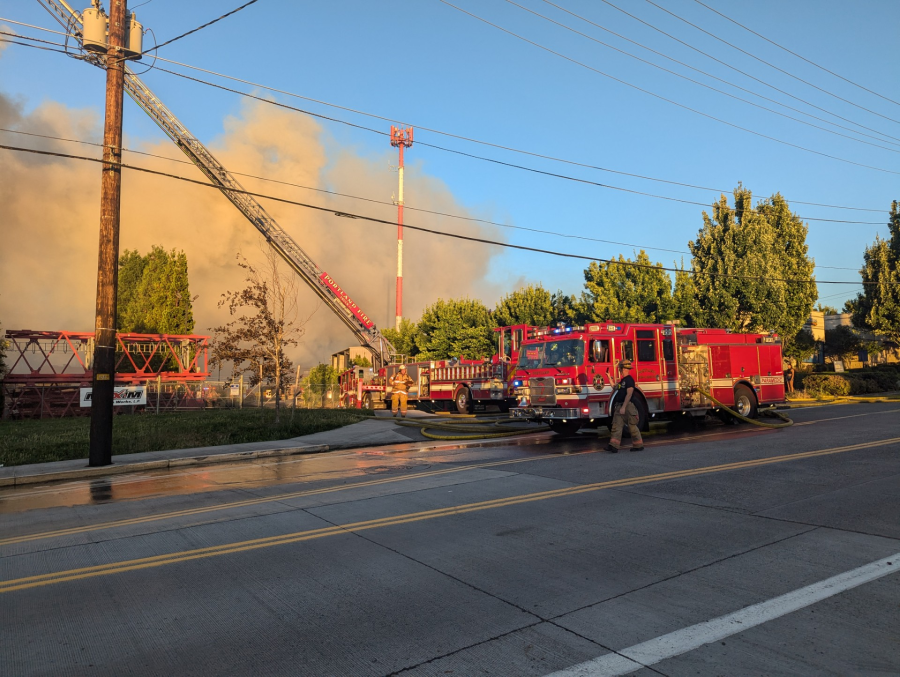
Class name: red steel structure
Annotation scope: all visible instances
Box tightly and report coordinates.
[390,125,413,332]
[2,330,209,418]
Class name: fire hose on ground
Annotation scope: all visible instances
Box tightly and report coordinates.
[697,388,794,429]
[390,414,551,440]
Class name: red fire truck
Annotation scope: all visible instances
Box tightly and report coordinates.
[338,324,537,413]
[510,322,785,435]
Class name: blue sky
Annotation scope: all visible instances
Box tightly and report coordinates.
[2,0,898,315]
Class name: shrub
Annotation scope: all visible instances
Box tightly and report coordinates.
[803,374,851,397]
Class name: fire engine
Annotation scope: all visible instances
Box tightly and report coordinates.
[509,322,785,435]
[338,324,537,413]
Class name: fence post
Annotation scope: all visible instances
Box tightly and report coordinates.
[239,373,244,409]
[156,375,161,414]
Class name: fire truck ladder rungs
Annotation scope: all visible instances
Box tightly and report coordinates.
[37,0,395,367]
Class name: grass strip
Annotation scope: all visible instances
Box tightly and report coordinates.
[0,408,368,467]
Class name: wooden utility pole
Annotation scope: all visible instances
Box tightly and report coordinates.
[89,0,128,466]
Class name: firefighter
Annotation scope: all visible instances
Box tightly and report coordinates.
[783,360,795,395]
[605,360,644,452]
[390,365,414,417]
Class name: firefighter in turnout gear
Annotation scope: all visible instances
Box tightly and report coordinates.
[390,365,415,417]
[605,360,644,452]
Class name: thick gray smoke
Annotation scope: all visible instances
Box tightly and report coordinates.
[0,86,506,367]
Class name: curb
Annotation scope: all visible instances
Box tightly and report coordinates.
[0,444,329,487]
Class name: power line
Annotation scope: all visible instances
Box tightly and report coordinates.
[154,65,893,225]
[1,18,892,213]
[643,0,900,127]
[533,0,900,150]
[435,0,900,178]
[144,0,261,53]
[0,141,874,287]
[0,35,69,54]
[691,0,900,109]
[0,126,865,271]
[596,0,900,145]
[503,1,900,154]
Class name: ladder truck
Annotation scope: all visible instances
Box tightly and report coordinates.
[37,0,395,367]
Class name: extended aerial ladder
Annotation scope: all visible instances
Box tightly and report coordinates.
[37,0,395,367]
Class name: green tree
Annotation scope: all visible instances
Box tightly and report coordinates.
[689,187,816,342]
[415,298,494,360]
[302,362,339,407]
[550,291,587,326]
[492,284,555,327]
[815,303,839,315]
[118,245,195,334]
[783,327,817,365]
[824,325,862,365]
[671,262,698,327]
[382,317,420,360]
[850,201,900,344]
[582,250,674,323]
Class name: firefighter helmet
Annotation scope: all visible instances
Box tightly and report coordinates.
[619,360,633,369]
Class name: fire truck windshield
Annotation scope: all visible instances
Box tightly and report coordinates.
[517,339,584,368]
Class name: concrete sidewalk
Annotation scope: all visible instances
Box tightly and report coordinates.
[0,409,548,488]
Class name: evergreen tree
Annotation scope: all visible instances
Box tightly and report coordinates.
[415,298,494,360]
[689,187,816,341]
[550,290,587,326]
[117,246,195,334]
[382,317,420,360]
[582,250,674,323]
[850,201,900,344]
[671,261,698,327]
[492,284,555,327]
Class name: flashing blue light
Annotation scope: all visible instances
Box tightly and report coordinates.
[565,327,572,333]
[513,380,522,387]
[553,329,560,334]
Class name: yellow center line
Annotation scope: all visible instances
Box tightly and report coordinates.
[0,451,582,547]
[2,435,898,595]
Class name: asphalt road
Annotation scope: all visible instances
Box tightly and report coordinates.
[2,403,899,676]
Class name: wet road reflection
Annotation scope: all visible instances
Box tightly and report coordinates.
[0,423,772,515]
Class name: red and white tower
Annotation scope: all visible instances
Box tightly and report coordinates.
[390,125,413,331]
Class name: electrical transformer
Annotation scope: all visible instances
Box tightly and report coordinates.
[81,5,142,59]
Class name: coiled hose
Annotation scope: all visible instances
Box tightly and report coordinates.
[698,388,793,428]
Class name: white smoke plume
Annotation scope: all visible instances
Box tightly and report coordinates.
[0,84,506,367]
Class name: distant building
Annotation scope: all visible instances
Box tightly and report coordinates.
[331,346,374,372]
[802,313,898,368]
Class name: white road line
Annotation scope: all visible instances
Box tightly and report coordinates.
[547,552,900,677]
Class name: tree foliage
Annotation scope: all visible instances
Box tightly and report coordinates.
[689,187,816,342]
[582,250,674,323]
[671,262,698,327]
[382,317,420,360]
[823,325,862,365]
[492,284,556,327]
[117,246,195,334]
[211,250,308,420]
[415,298,494,360]
[782,328,817,364]
[301,363,339,407]
[850,201,900,344]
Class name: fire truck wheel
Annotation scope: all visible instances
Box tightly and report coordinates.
[734,384,758,419]
[549,420,582,437]
[455,387,474,414]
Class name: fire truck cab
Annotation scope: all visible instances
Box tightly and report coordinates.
[511,322,785,435]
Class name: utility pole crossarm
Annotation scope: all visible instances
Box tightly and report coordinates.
[36,0,395,367]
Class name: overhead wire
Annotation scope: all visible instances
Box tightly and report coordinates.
[532,0,900,150]
[143,0,261,53]
[690,0,900,109]
[0,141,877,287]
[502,1,900,154]
[643,0,900,126]
[0,35,69,54]
[1,17,892,214]
[0,126,865,271]
[154,65,893,225]
[435,0,900,177]
[595,0,900,144]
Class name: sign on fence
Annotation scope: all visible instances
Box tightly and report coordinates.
[79,385,147,407]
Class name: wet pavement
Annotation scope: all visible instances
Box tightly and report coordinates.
[2,403,899,676]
